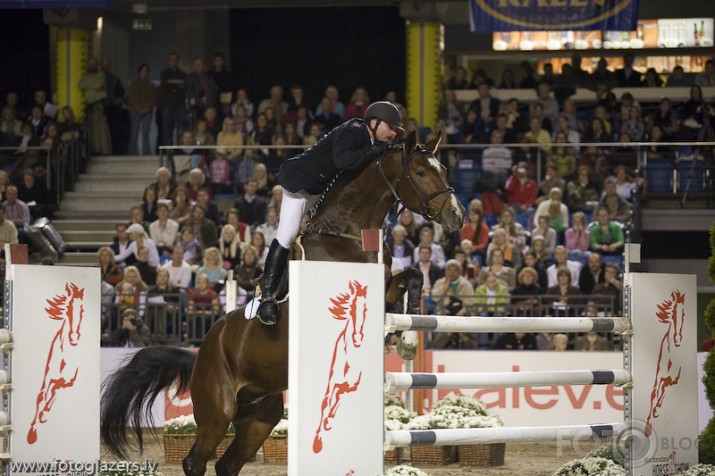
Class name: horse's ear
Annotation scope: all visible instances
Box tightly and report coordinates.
[425,131,442,154]
[404,130,417,155]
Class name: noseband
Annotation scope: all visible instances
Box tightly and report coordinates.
[377,145,455,221]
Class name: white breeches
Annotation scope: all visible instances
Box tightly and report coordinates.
[276,189,320,248]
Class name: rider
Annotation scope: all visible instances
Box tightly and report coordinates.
[256,101,404,325]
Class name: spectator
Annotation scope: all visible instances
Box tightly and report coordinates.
[398,208,421,246]
[469,83,500,126]
[642,68,664,88]
[210,53,235,118]
[314,97,343,133]
[314,85,344,118]
[142,186,159,224]
[521,116,552,153]
[452,247,477,285]
[100,58,126,154]
[459,199,490,262]
[574,330,613,351]
[412,226,446,269]
[566,165,600,213]
[196,188,220,226]
[590,206,625,256]
[17,168,55,220]
[128,205,149,232]
[226,208,252,250]
[3,185,30,243]
[78,57,111,154]
[565,211,591,260]
[535,163,566,206]
[681,84,705,128]
[511,267,543,316]
[645,98,680,140]
[186,57,217,122]
[187,273,220,321]
[193,118,216,146]
[520,250,549,290]
[0,105,21,146]
[609,166,636,202]
[461,109,488,145]
[599,179,632,222]
[217,224,242,270]
[534,187,569,235]
[234,245,263,298]
[151,167,177,202]
[553,63,578,105]
[518,61,538,89]
[0,203,19,261]
[666,65,692,88]
[253,163,275,198]
[546,267,582,312]
[583,117,610,144]
[481,130,512,185]
[547,245,583,288]
[494,331,537,350]
[258,85,288,121]
[486,227,522,269]
[530,81,559,124]
[147,267,181,332]
[234,178,268,227]
[98,246,123,286]
[250,231,268,267]
[497,68,517,89]
[552,114,581,152]
[135,246,157,286]
[615,53,642,87]
[196,246,228,287]
[579,252,605,295]
[475,272,510,316]
[446,66,469,90]
[438,90,464,143]
[109,309,153,348]
[531,216,557,256]
[116,265,149,293]
[185,168,211,202]
[127,64,156,156]
[161,245,192,288]
[176,226,202,265]
[478,248,516,289]
[492,207,527,253]
[412,245,441,292]
[547,131,577,180]
[620,106,645,142]
[505,164,537,212]
[149,202,179,256]
[110,223,134,266]
[387,225,414,272]
[432,259,475,316]
[186,204,218,250]
[114,223,160,268]
[586,58,617,91]
[591,264,622,312]
[551,333,569,351]
[232,104,254,136]
[343,87,370,121]
[470,68,495,89]
[168,187,192,227]
[492,113,518,144]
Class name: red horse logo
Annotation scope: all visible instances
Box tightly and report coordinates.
[27,283,85,444]
[645,290,685,437]
[313,281,368,454]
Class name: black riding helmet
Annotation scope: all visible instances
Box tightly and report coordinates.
[364,101,405,140]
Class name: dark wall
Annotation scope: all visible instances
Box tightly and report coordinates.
[0,10,50,107]
[229,6,406,108]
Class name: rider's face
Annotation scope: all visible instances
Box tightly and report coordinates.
[374,121,397,142]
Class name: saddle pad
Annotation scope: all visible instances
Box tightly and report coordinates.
[244,294,289,320]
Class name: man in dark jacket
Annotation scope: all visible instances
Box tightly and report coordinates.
[159,52,187,146]
[256,101,404,325]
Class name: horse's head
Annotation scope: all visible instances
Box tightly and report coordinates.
[63,283,85,345]
[348,281,368,347]
[384,131,465,232]
[655,290,686,347]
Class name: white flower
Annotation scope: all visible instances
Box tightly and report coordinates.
[384,393,406,408]
[678,465,715,476]
[385,405,415,423]
[553,457,626,476]
[383,465,431,476]
[270,418,289,436]
[432,394,487,415]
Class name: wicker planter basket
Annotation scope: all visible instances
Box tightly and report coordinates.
[384,447,403,465]
[215,435,234,459]
[457,443,506,466]
[409,445,457,466]
[164,434,196,463]
[262,435,288,463]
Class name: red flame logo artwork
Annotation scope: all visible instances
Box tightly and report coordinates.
[313,281,368,454]
[27,283,85,444]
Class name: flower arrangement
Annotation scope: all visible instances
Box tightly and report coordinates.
[679,465,715,476]
[404,394,502,430]
[385,392,406,408]
[553,457,627,476]
[584,443,624,465]
[270,406,289,436]
[163,415,235,435]
[383,465,431,476]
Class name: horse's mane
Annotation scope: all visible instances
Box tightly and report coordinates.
[308,168,363,222]
[656,290,685,323]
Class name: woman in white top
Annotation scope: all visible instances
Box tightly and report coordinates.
[115,223,160,268]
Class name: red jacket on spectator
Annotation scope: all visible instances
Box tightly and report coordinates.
[506,174,537,209]
[460,221,490,255]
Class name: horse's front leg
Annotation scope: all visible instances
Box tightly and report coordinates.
[386,268,423,361]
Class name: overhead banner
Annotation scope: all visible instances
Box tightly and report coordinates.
[470,0,640,32]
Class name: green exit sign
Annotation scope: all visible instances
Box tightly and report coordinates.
[132,18,152,30]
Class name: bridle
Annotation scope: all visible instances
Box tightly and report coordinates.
[377,144,455,222]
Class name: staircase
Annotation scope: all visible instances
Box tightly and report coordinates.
[55,155,158,266]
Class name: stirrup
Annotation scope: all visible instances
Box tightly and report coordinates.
[257,297,279,325]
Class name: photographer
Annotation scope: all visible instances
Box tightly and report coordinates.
[109,308,153,348]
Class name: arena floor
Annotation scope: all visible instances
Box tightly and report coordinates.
[103,439,605,475]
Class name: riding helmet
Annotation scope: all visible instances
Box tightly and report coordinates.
[364,101,405,132]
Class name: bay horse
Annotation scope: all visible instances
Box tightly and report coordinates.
[101,131,465,475]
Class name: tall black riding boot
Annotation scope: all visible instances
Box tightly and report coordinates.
[257,240,290,325]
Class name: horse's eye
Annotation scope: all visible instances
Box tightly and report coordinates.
[416,171,427,178]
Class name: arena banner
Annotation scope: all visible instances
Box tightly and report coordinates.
[469,0,640,32]
[9,265,101,474]
[288,261,384,476]
[627,273,698,475]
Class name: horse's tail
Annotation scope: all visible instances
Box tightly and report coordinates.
[100,346,196,459]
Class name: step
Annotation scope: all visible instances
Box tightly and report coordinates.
[59,252,99,265]
[73,180,149,193]
[60,197,139,212]
[55,211,128,221]
[60,230,115,242]
[65,241,107,252]
[86,161,159,175]
[52,220,121,232]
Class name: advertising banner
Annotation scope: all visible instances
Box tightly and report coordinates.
[470,0,640,32]
[9,265,101,474]
[627,273,698,475]
[288,261,384,476]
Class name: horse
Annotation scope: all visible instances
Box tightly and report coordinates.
[28,282,85,444]
[645,290,685,437]
[101,130,465,476]
[313,280,368,454]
